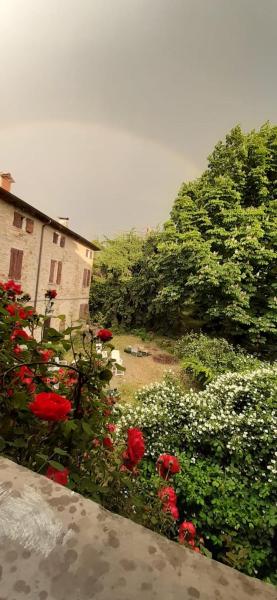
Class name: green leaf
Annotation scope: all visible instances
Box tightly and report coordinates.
[82,422,93,436]
[48,460,65,471]
[54,447,68,456]
[36,453,49,461]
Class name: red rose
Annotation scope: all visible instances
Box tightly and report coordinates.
[106,423,116,433]
[4,280,22,295]
[39,349,54,362]
[158,486,177,505]
[178,521,196,544]
[10,328,31,341]
[157,454,180,479]
[158,486,179,520]
[103,436,113,450]
[29,392,71,421]
[122,428,145,472]
[46,466,69,486]
[167,504,179,520]
[6,304,17,316]
[18,366,34,383]
[45,289,57,299]
[97,329,113,342]
[127,428,145,463]
[19,307,34,319]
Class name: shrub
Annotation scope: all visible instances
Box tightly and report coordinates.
[175,332,263,386]
[0,280,169,533]
[117,369,277,581]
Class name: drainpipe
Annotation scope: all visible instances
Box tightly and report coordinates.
[34,219,52,310]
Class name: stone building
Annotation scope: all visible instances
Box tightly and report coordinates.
[0,172,98,329]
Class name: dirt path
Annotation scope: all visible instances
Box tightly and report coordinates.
[110,334,181,403]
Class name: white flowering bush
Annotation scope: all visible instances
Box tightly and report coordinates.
[117,366,277,581]
[118,367,277,478]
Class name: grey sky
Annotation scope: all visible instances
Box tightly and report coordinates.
[0,0,276,238]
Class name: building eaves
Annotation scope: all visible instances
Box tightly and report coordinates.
[0,187,100,251]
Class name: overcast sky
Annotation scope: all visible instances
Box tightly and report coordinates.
[0,0,276,239]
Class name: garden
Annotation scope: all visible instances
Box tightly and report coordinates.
[0,280,276,585]
[1,124,277,586]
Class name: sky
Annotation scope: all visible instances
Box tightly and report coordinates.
[0,0,276,239]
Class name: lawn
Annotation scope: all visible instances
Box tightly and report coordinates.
[110,333,184,403]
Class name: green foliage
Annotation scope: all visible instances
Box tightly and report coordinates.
[175,332,262,386]
[118,367,277,581]
[175,457,276,581]
[91,124,277,352]
[90,230,145,326]
[0,281,166,532]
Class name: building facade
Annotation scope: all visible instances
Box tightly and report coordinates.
[0,173,98,330]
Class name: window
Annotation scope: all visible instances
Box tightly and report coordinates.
[9,248,23,279]
[60,235,66,248]
[86,249,89,257]
[13,212,24,229]
[56,261,62,284]
[90,250,93,259]
[26,218,34,234]
[82,268,91,287]
[79,304,89,320]
[53,232,59,244]
[49,260,56,283]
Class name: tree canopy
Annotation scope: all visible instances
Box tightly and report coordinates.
[90,124,277,352]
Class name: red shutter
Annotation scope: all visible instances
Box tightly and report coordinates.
[86,270,91,287]
[9,248,17,277]
[9,248,23,279]
[26,218,34,233]
[13,212,23,228]
[49,260,56,283]
[15,250,23,279]
[56,261,62,284]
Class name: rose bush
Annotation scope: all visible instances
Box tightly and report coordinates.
[0,280,178,544]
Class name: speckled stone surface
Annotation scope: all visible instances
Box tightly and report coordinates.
[0,457,275,600]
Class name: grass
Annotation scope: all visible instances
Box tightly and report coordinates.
[65,330,188,404]
[110,333,185,403]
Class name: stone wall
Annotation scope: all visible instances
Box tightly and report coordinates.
[0,198,94,326]
[0,458,275,600]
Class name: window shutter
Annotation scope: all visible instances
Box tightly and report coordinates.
[86,270,91,287]
[9,248,17,277]
[82,269,87,287]
[49,260,56,283]
[9,248,23,279]
[13,212,23,228]
[56,261,62,284]
[60,236,65,248]
[26,218,34,233]
[15,250,23,280]
[53,232,59,244]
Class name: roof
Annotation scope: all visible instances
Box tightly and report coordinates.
[0,186,100,251]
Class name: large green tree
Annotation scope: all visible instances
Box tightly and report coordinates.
[91,124,277,351]
[151,123,277,349]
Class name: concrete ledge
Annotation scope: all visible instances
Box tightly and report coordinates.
[0,457,275,599]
